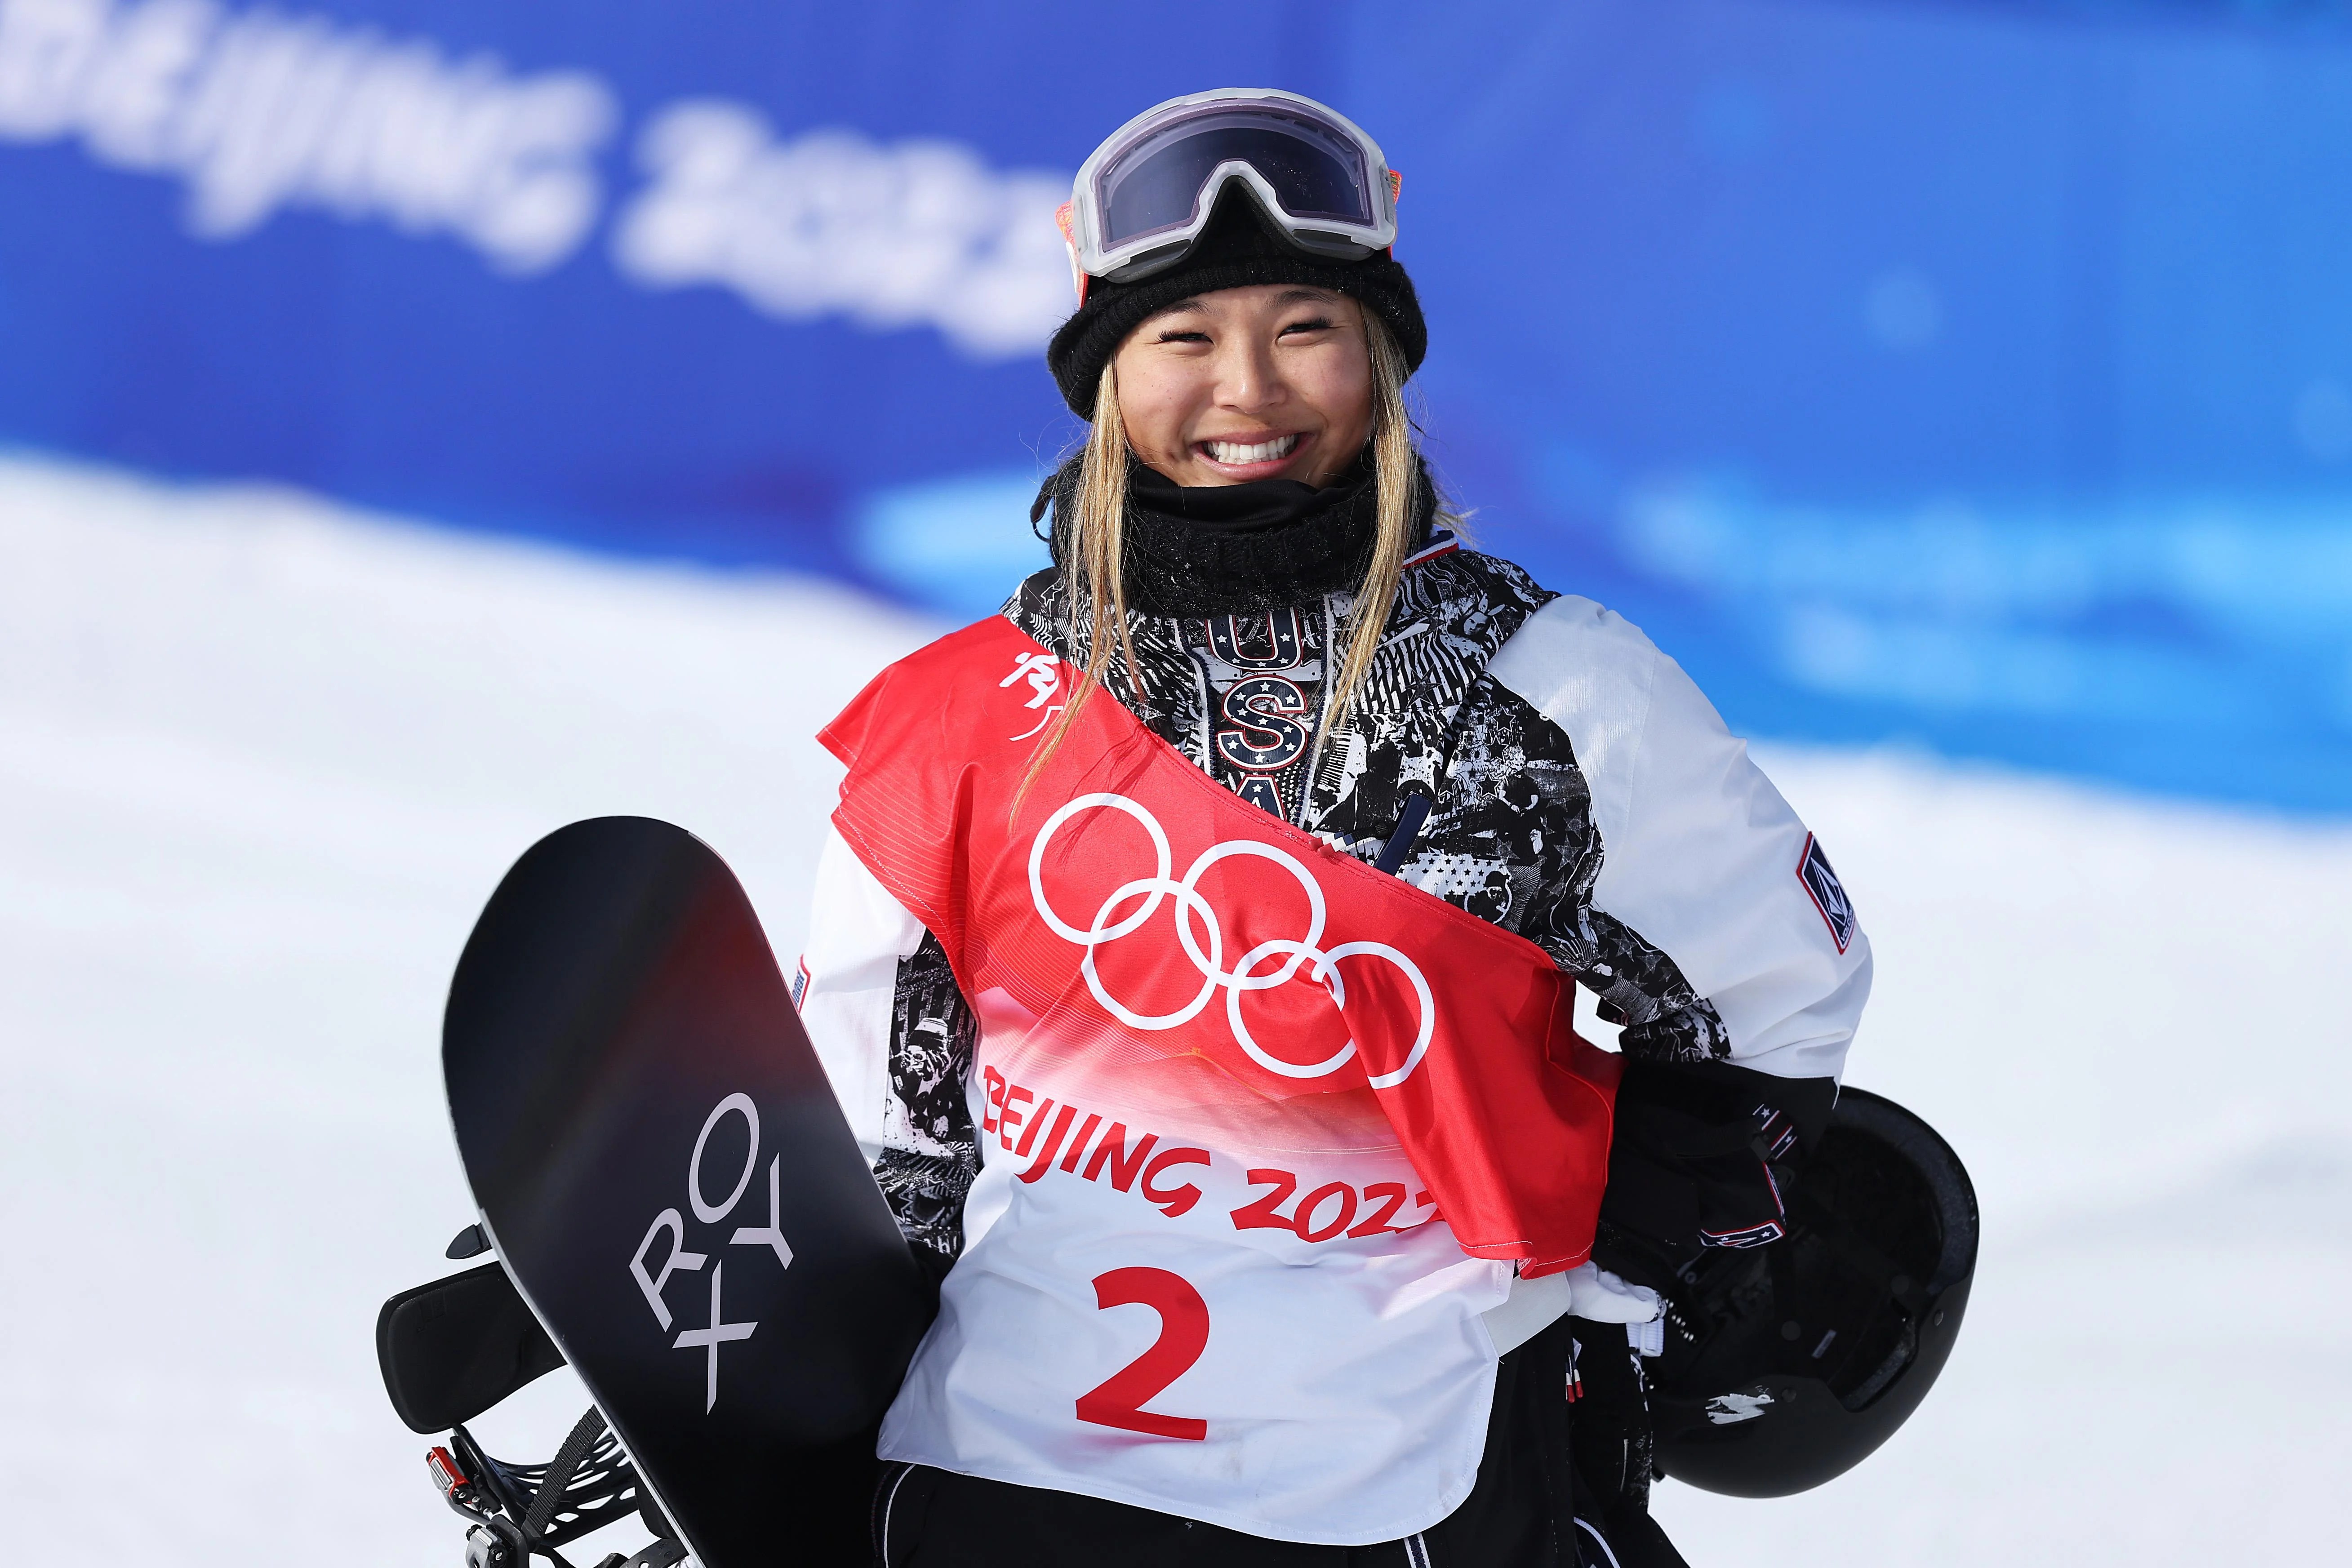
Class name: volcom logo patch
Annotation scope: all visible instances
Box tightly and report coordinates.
[1797,834,1855,954]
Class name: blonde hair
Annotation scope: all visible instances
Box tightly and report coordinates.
[1021,311,1436,812]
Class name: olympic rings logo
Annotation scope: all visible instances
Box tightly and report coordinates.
[1026,793,1434,1089]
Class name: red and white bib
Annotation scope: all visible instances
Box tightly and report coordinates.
[819,617,1617,1544]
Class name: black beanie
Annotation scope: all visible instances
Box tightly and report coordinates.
[1045,184,1428,420]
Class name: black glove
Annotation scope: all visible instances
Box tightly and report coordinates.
[1596,1058,1835,1285]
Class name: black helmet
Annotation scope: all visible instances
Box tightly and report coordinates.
[1633,1086,1979,1497]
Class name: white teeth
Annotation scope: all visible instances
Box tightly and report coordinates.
[1208,435,1301,466]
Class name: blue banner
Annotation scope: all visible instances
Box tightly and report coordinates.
[2,0,2348,811]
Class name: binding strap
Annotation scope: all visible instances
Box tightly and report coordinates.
[523,1405,609,1539]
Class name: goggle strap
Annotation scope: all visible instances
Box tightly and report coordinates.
[1055,201,1089,306]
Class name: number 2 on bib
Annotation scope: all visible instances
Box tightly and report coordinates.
[1075,1267,1208,1441]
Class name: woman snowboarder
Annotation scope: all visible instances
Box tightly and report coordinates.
[799,88,1870,1567]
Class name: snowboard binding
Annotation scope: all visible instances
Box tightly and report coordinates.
[381,1226,688,1568]
[386,817,936,1566]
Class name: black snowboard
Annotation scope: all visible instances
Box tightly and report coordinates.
[443,816,932,1567]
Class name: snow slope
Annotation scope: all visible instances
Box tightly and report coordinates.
[0,452,2343,1564]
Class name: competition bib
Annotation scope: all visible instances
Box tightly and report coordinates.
[819,617,1618,1543]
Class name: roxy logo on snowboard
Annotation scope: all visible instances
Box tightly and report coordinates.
[627,1092,794,1411]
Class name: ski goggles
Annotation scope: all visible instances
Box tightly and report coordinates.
[1060,88,1399,287]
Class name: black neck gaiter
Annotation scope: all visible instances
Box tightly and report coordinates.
[1032,450,1436,617]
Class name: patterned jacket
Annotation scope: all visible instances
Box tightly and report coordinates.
[796,533,1870,1264]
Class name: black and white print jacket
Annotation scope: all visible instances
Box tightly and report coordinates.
[796,536,1871,1265]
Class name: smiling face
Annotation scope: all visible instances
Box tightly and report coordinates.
[1111,284,1374,488]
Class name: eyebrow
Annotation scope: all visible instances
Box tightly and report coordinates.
[1140,288,1344,328]
[1140,297,1207,326]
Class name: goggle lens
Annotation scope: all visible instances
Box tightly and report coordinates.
[1095,109,1374,253]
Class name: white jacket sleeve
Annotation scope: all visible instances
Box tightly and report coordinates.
[795,824,932,1168]
[1487,596,1870,1083]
